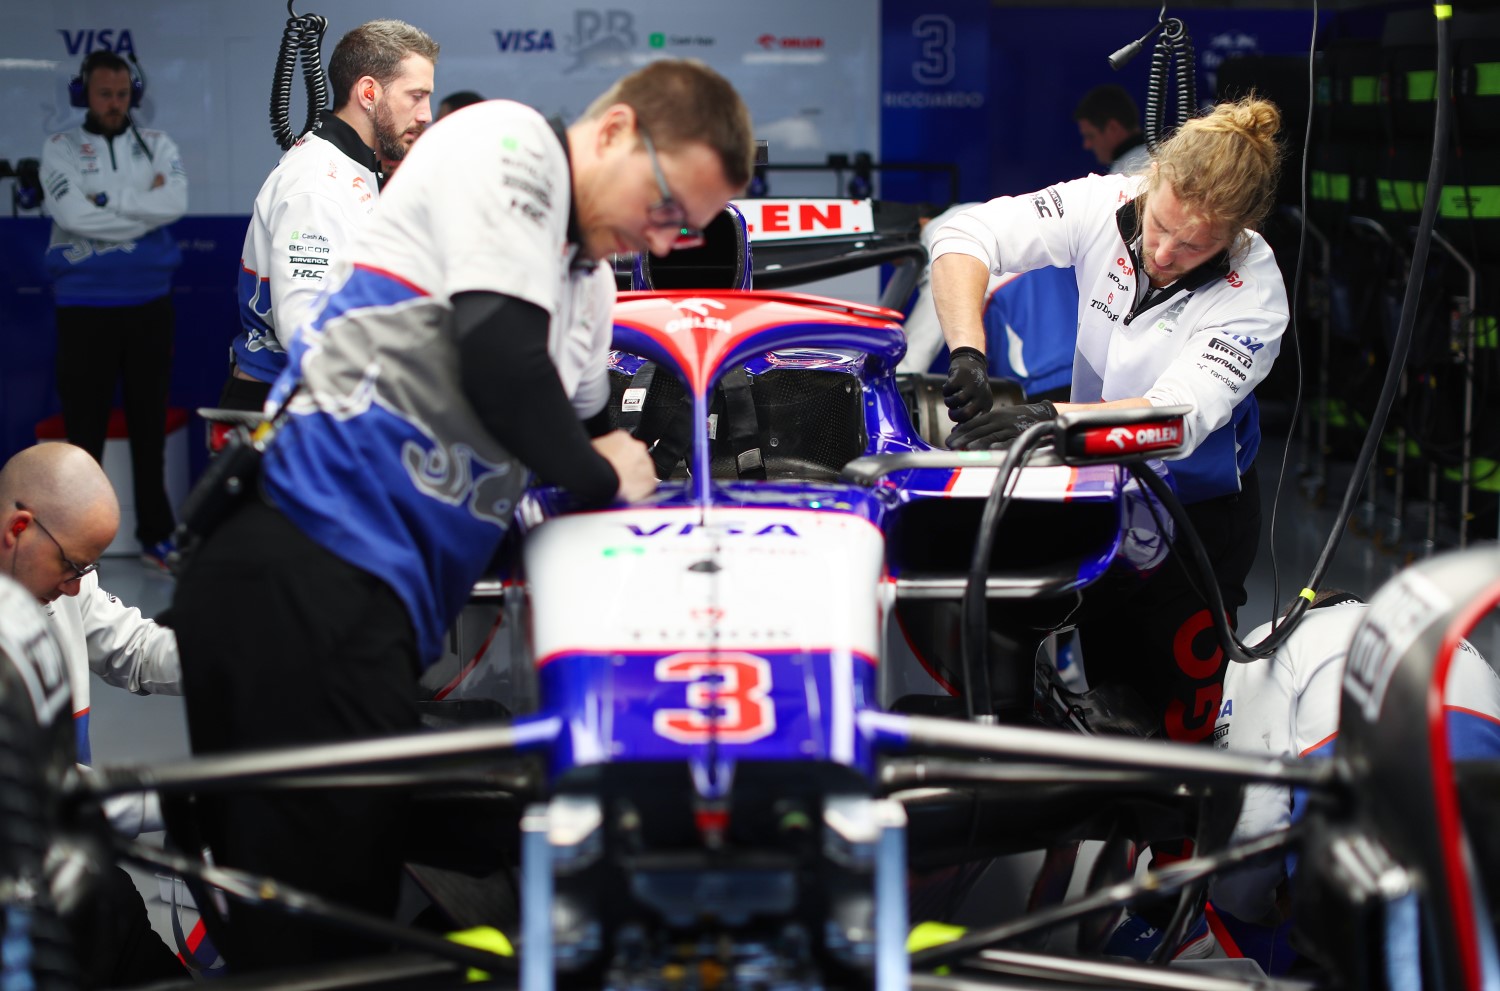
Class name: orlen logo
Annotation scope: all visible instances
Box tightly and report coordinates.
[733,198,874,241]
[664,297,731,335]
[1092,422,1182,454]
[494,29,556,52]
[1116,256,1135,277]
[756,34,824,49]
[1225,270,1244,288]
[59,28,135,56]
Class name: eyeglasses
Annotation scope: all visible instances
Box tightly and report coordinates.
[638,126,706,251]
[14,502,98,582]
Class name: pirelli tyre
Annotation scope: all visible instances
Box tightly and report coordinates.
[0,574,82,990]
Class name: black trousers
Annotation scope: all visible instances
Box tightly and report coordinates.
[169,497,420,971]
[55,297,176,545]
[69,864,186,989]
[1073,467,1262,744]
[215,372,272,413]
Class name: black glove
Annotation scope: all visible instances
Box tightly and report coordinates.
[942,347,994,423]
[945,400,1058,450]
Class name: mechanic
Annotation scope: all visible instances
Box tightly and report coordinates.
[1207,590,1500,974]
[219,20,438,413]
[169,58,754,970]
[933,96,1287,751]
[41,51,189,571]
[1074,83,1151,175]
[436,89,484,119]
[0,443,185,987]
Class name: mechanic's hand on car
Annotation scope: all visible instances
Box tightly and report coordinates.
[592,429,658,502]
[942,347,993,423]
[945,400,1058,450]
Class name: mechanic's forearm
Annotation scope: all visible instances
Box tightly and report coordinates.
[1052,397,1154,415]
[930,253,992,354]
[455,292,619,504]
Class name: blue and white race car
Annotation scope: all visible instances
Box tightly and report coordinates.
[18,201,1499,991]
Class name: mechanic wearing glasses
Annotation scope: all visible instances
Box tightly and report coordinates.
[0,442,184,986]
[931,96,1288,749]
[168,58,754,970]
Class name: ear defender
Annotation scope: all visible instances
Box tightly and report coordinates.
[68,51,146,110]
[10,521,26,537]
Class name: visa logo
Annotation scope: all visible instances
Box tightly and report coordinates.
[624,523,801,537]
[494,29,556,52]
[59,29,135,56]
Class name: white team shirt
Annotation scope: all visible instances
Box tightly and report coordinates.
[1213,602,1500,921]
[930,173,1289,501]
[233,125,381,383]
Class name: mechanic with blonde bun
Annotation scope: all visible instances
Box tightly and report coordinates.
[931,97,1288,748]
[170,59,755,970]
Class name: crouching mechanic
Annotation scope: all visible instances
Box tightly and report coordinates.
[1210,591,1500,973]
[169,58,754,971]
[0,443,184,987]
[931,97,1288,748]
[221,19,438,413]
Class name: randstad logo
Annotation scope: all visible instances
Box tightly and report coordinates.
[494,29,556,53]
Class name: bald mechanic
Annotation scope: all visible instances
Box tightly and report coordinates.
[170,58,755,970]
[1,443,183,987]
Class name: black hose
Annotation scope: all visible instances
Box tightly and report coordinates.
[1248,6,1454,659]
[1144,18,1196,153]
[270,7,330,151]
[960,420,1056,721]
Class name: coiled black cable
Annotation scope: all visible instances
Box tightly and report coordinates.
[1144,18,1196,152]
[270,2,330,151]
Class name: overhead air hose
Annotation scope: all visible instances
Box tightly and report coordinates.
[1142,17,1196,152]
[270,1,330,151]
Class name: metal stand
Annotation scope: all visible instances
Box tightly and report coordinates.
[1429,230,1477,548]
[1347,216,1408,549]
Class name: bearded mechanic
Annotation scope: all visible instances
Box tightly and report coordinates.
[932,96,1289,745]
[218,19,437,413]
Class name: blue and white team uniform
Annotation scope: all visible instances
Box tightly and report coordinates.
[41,123,187,305]
[231,111,382,387]
[264,100,616,665]
[1212,600,1500,972]
[930,173,1288,503]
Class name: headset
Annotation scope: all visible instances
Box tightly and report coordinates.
[68,50,145,110]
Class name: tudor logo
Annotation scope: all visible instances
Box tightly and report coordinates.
[665,297,731,334]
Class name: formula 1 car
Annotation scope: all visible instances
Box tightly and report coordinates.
[13,202,1499,991]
